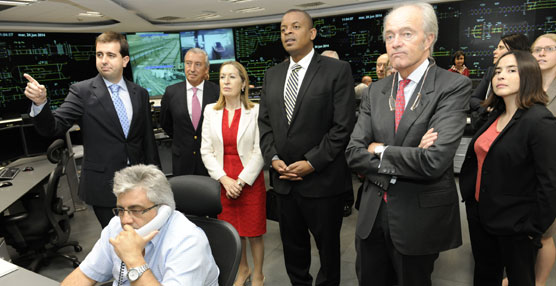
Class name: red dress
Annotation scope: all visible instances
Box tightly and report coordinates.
[218,108,266,237]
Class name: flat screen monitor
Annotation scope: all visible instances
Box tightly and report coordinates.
[127,32,185,96]
[180,28,235,65]
[0,126,25,166]
[0,32,98,120]
[21,124,54,157]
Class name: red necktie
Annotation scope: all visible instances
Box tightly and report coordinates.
[191,87,201,130]
[385,79,411,203]
[395,79,411,132]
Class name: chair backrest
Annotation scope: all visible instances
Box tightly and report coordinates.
[169,175,241,286]
[44,139,72,246]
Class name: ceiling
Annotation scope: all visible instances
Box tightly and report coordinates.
[0,0,453,33]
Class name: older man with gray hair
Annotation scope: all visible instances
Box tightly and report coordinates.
[160,48,220,177]
[61,164,219,286]
[346,2,470,285]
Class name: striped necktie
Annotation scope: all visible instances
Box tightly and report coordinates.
[284,64,302,124]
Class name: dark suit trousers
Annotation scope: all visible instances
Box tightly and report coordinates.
[356,200,439,286]
[465,200,540,286]
[277,191,344,286]
[93,206,114,229]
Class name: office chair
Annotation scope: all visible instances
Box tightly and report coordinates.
[169,175,241,286]
[0,139,81,271]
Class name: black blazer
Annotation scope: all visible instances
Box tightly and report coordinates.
[258,53,356,198]
[459,104,556,237]
[469,66,494,113]
[160,80,219,176]
[33,74,160,207]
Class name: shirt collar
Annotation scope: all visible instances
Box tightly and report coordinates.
[103,77,127,92]
[288,48,315,71]
[399,58,430,85]
[186,80,204,91]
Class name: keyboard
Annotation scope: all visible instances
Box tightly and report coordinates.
[0,167,20,180]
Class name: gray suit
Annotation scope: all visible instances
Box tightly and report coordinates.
[345,62,470,282]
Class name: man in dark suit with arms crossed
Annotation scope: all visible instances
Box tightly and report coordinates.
[258,9,355,286]
[345,3,471,285]
[160,48,219,176]
[24,31,160,228]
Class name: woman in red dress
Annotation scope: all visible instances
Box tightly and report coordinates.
[201,61,266,286]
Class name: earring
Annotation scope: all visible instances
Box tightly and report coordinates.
[241,87,245,92]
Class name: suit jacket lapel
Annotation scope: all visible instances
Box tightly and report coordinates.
[290,54,319,126]
[93,74,125,138]
[394,64,436,146]
[276,62,289,126]
[489,108,522,149]
[379,79,396,145]
[126,78,141,134]
[237,106,251,142]
[213,109,224,143]
[183,82,195,130]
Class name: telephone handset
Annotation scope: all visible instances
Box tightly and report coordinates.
[135,205,172,237]
[116,205,173,286]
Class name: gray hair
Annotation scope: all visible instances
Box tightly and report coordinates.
[185,47,210,68]
[354,82,368,100]
[383,2,438,56]
[321,50,339,59]
[113,164,176,210]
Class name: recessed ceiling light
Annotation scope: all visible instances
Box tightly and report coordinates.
[78,11,103,17]
[219,0,254,3]
[233,7,265,13]
[0,0,36,6]
[196,13,221,20]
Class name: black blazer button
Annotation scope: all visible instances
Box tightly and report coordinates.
[377,191,383,197]
[194,135,198,140]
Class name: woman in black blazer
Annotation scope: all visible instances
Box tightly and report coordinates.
[459,50,556,285]
[469,33,529,132]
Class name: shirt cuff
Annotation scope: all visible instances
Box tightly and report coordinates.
[29,101,46,117]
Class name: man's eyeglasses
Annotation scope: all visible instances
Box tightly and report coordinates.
[532,46,556,54]
[112,204,159,217]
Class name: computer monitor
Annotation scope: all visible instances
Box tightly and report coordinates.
[21,124,54,157]
[0,126,26,166]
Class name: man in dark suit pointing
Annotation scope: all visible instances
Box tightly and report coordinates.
[160,48,219,176]
[24,31,160,228]
[258,9,355,286]
[345,3,471,285]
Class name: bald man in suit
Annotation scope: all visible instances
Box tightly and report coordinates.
[259,9,355,286]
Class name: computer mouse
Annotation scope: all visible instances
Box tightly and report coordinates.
[23,166,34,172]
[0,181,13,187]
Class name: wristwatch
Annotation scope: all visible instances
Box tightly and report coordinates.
[127,264,149,282]
[374,145,386,157]
[237,179,245,187]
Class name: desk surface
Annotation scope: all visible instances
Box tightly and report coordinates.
[0,156,56,212]
[1,261,59,285]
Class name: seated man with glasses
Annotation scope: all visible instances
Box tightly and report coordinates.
[61,164,219,286]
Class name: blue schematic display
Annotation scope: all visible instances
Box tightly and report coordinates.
[234,0,556,86]
[0,32,98,119]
